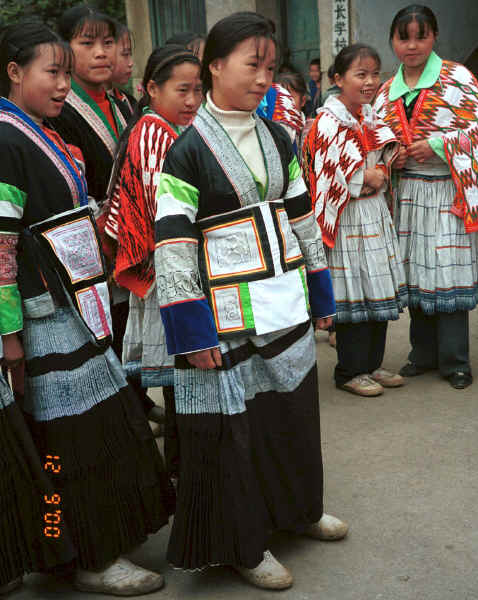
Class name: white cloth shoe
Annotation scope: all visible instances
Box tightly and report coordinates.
[371,368,404,388]
[340,374,384,396]
[235,550,293,590]
[304,513,349,541]
[74,557,164,596]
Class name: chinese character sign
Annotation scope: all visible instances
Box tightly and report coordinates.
[333,0,349,56]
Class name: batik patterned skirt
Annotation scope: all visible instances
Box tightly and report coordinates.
[122,288,174,388]
[122,289,178,479]
[18,305,175,571]
[396,158,478,314]
[328,192,407,323]
[167,320,324,570]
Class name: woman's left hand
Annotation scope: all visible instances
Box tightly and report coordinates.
[315,316,333,330]
[408,140,435,163]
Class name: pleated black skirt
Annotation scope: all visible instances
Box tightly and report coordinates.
[0,375,75,586]
[19,307,176,571]
[168,322,324,570]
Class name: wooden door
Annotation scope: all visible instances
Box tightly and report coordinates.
[148,0,207,47]
[280,0,320,74]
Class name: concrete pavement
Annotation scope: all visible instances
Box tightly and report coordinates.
[15,312,478,600]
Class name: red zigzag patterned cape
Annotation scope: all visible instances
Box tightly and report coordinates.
[270,83,305,136]
[374,61,478,233]
[302,99,397,248]
[103,113,178,298]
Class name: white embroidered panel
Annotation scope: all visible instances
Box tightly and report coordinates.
[212,285,244,333]
[276,208,302,263]
[203,218,265,279]
[43,216,103,283]
[76,282,112,340]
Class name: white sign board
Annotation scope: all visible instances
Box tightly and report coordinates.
[333,0,349,56]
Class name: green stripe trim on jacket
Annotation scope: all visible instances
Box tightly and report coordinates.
[158,173,199,210]
[0,182,26,209]
[289,156,301,181]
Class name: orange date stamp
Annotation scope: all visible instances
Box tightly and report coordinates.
[43,454,63,538]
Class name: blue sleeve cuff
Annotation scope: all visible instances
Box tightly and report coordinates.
[307,269,336,318]
[160,298,219,355]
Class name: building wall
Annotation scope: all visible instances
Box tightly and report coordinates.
[128,0,478,98]
[125,0,152,96]
[127,0,478,92]
[317,0,333,89]
[256,0,281,29]
[205,0,256,30]
[351,0,478,79]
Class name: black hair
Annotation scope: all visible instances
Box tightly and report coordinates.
[327,64,336,81]
[109,44,200,195]
[201,11,276,92]
[277,61,299,74]
[332,43,381,77]
[58,4,116,42]
[276,71,307,96]
[389,4,438,42]
[115,21,134,50]
[166,32,205,57]
[0,20,73,97]
[309,57,321,68]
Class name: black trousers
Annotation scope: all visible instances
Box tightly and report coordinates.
[408,307,470,377]
[335,321,388,386]
[111,300,155,414]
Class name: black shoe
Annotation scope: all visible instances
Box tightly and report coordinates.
[399,363,430,377]
[447,371,473,390]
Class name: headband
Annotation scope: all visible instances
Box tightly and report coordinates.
[149,50,197,82]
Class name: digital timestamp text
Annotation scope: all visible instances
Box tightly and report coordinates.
[43,454,63,538]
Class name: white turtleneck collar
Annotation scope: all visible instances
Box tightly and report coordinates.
[204,91,267,188]
[205,91,256,131]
